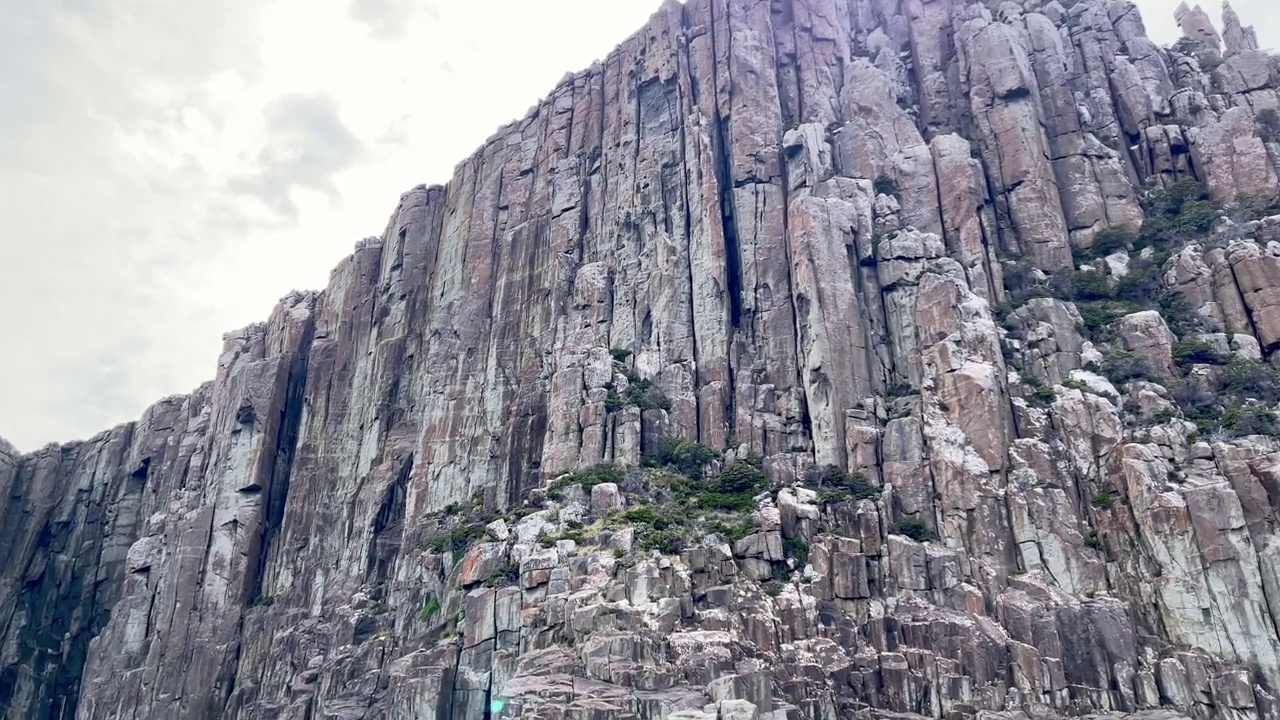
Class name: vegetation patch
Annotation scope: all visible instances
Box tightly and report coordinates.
[1138,177,1221,244]
[640,529,685,554]
[485,562,521,588]
[425,522,491,561]
[547,464,627,499]
[419,596,441,622]
[605,354,672,413]
[1256,109,1280,143]
[1071,270,1113,302]
[1088,224,1137,258]
[646,439,720,479]
[804,464,878,504]
[783,538,810,567]
[889,517,937,543]
[1100,351,1157,386]
[1172,340,1230,367]
[1170,357,1280,438]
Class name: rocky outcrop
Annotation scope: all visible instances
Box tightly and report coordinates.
[6,1,1280,719]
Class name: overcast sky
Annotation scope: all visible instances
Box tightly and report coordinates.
[0,0,1276,452]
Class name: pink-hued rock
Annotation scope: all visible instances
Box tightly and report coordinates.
[5,1,1280,719]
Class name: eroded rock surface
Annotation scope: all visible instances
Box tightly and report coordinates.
[5,1,1280,719]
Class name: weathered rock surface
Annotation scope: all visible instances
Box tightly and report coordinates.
[5,1,1280,720]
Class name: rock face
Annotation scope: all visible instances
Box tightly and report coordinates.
[5,1,1280,719]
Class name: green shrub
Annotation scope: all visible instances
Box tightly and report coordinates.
[1077,300,1139,339]
[890,517,937,543]
[649,439,719,479]
[419,596,441,622]
[1072,271,1112,301]
[874,175,899,196]
[548,464,627,496]
[1113,264,1163,305]
[1170,37,1202,56]
[1257,109,1280,143]
[625,377,671,411]
[1091,492,1115,509]
[1177,199,1221,233]
[621,506,660,526]
[426,522,488,557]
[1221,403,1280,436]
[604,389,625,413]
[1172,340,1230,367]
[707,518,755,542]
[485,563,521,587]
[783,538,810,567]
[610,347,633,363]
[1139,177,1221,247]
[716,461,768,494]
[641,530,685,554]
[805,464,878,503]
[1101,351,1156,385]
[1090,225,1137,256]
[1158,292,1205,337]
[1222,358,1280,402]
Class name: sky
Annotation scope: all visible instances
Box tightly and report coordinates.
[0,0,1276,453]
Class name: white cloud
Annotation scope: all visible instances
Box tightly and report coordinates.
[0,0,668,452]
[1,0,1277,452]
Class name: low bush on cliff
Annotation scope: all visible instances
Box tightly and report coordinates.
[1076,300,1139,341]
[1023,376,1058,407]
[604,356,672,414]
[1100,351,1157,385]
[1172,340,1230,367]
[485,563,521,588]
[804,464,878,504]
[1140,177,1221,243]
[547,464,627,499]
[425,522,491,560]
[1256,109,1280,143]
[1171,358,1280,438]
[1156,292,1206,337]
[889,517,937,543]
[419,596,440,622]
[1222,358,1280,402]
[646,438,719,479]
[698,460,768,511]
[1071,270,1113,301]
[1088,224,1137,257]
[640,529,685,554]
[873,175,899,197]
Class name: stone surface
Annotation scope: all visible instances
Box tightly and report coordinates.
[5,1,1280,720]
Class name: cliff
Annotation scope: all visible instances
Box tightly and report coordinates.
[6,0,1280,718]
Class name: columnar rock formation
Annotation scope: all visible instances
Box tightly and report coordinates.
[5,1,1280,719]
